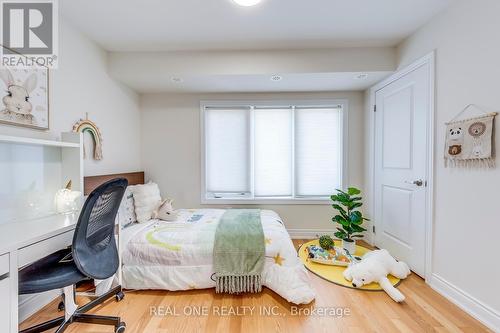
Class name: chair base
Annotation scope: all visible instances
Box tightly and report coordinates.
[20,285,126,333]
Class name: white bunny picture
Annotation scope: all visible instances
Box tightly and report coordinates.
[0,65,49,129]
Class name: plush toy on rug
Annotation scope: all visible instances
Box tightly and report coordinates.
[343,249,411,302]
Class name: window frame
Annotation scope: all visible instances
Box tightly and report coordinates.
[200,99,349,205]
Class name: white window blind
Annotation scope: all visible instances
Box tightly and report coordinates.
[203,102,344,201]
[254,108,293,197]
[205,108,250,194]
[295,107,342,196]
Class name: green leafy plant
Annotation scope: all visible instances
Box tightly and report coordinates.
[331,187,369,242]
[319,235,335,250]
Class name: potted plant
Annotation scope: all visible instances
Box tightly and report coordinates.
[331,187,369,254]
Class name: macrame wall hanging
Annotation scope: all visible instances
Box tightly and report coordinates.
[72,113,103,160]
[444,104,497,168]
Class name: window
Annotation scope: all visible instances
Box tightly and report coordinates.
[202,100,347,203]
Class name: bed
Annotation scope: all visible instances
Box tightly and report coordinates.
[84,173,315,305]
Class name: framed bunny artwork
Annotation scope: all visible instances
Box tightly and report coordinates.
[0,46,49,130]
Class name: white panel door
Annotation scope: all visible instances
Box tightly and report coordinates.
[374,62,430,277]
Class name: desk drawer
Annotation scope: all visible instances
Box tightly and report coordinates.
[0,274,10,332]
[0,253,8,277]
[18,231,73,268]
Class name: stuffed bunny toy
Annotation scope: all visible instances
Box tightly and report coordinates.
[0,68,38,125]
[151,198,178,221]
[343,249,411,302]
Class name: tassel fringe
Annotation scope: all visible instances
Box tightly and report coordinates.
[215,275,262,294]
[94,143,103,160]
[445,157,495,168]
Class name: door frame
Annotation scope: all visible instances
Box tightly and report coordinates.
[367,52,435,281]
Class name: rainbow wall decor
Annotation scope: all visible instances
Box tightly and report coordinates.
[72,114,103,160]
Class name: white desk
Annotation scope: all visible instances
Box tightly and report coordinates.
[0,213,79,333]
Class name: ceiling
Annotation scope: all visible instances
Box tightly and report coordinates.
[108,48,395,93]
[121,72,392,94]
[61,0,454,52]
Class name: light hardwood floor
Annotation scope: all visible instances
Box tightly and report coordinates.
[21,240,491,333]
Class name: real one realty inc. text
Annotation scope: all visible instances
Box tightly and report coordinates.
[150,306,351,318]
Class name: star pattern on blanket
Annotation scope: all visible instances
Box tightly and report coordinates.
[265,238,272,245]
[273,253,284,266]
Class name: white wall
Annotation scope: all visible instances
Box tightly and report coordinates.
[0,19,142,176]
[394,0,500,329]
[141,91,365,233]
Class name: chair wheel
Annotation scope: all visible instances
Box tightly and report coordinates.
[58,301,65,311]
[115,291,125,302]
[115,322,126,333]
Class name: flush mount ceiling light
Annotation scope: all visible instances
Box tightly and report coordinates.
[270,75,282,82]
[232,0,262,7]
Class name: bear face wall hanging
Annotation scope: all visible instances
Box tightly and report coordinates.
[445,106,496,168]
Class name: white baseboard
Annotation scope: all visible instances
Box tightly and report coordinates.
[19,290,61,322]
[286,229,334,239]
[286,229,375,245]
[428,273,500,331]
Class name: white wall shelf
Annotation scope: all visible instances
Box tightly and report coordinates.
[0,132,84,226]
[0,134,80,148]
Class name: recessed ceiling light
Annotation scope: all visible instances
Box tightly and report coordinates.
[270,75,282,82]
[232,0,262,7]
[171,77,183,83]
[355,73,369,80]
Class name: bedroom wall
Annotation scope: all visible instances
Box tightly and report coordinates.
[0,19,142,176]
[140,91,365,233]
[393,0,500,328]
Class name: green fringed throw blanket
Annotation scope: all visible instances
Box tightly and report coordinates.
[213,209,265,294]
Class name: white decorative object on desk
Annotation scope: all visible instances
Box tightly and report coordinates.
[55,180,81,214]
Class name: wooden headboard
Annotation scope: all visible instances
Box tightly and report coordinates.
[84,171,145,195]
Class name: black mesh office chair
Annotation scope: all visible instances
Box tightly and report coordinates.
[19,178,128,333]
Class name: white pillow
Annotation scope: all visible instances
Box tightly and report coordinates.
[118,186,137,225]
[129,182,161,223]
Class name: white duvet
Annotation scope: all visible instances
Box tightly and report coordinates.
[120,209,315,304]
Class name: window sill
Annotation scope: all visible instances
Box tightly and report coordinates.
[201,197,332,205]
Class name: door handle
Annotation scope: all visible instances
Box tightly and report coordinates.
[405,179,424,187]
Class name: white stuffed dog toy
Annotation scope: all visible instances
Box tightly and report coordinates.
[343,249,411,302]
[151,199,178,221]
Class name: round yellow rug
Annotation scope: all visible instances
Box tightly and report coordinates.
[298,239,401,291]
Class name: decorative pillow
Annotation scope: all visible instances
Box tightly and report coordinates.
[129,182,161,223]
[152,199,178,221]
[118,186,137,225]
